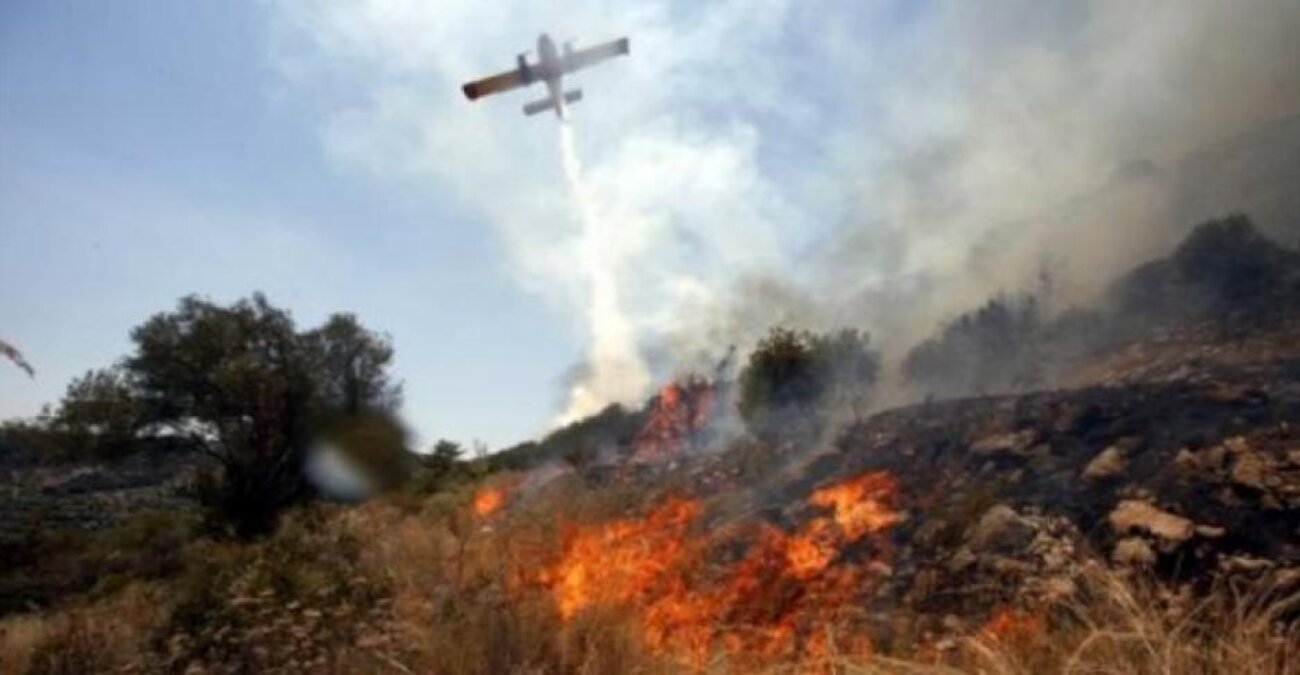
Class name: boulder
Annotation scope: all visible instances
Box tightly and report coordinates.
[968,504,1037,554]
[1231,451,1270,491]
[969,430,1038,458]
[1108,500,1194,542]
[1112,537,1157,567]
[1083,446,1127,481]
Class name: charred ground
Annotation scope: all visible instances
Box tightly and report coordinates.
[3,216,1299,673]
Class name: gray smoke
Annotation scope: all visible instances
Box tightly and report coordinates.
[276,0,1300,428]
[663,1,1300,384]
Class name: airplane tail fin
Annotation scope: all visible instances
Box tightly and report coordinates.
[523,89,583,117]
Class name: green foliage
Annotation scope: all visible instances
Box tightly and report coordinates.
[0,414,73,463]
[409,439,472,493]
[0,510,197,615]
[302,313,403,414]
[4,294,410,533]
[491,404,642,472]
[815,328,883,420]
[1113,214,1300,326]
[125,293,403,537]
[54,367,146,460]
[0,368,145,463]
[902,294,1044,397]
[162,508,386,672]
[738,327,880,444]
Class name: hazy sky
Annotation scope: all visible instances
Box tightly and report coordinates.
[3,1,1296,448]
[1,2,581,447]
[0,1,922,447]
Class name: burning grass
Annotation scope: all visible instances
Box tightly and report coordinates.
[3,465,1297,674]
[471,484,507,518]
[530,471,902,667]
[943,564,1300,675]
[631,377,719,464]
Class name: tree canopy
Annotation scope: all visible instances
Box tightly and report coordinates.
[738,327,879,445]
[4,294,405,536]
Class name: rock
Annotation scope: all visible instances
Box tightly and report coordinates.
[1084,446,1127,481]
[1108,500,1194,542]
[970,430,1038,458]
[1173,448,1200,473]
[1112,537,1157,567]
[1203,444,1229,471]
[1195,524,1226,538]
[1219,556,1275,573]
[968,504,1037,554]
[1223,436,1252,455]
[1231,451,1271,491]
[947,547,977,572]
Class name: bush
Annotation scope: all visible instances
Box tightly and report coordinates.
[126,295,405,537]
[738,327,879,445]
[903,295,1044,398]
[160,507,389,673]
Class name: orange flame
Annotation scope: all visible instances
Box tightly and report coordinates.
[542,497,701,620]
[630,377,716,464]
[981,608,1043,643]
[473,485,507,518]
[810,471,904,541]
[539,471,902,664]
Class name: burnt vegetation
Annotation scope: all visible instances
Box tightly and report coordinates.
[903,214,1300,399]
[3,215,1300,672]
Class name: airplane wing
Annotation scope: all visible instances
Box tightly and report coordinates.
[462,68,527,101]
[563,38,630,74]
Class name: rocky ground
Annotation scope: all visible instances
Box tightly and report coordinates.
[0,444,203,542]
[651,316,1300,647]
[3,219,1298,672]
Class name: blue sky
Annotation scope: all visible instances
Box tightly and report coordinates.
[3,1,1296,448]
[1,2,576,447]
[1,0,942,448]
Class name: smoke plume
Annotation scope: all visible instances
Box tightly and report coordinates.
[555,123,651,424]
[274,0,1300,434]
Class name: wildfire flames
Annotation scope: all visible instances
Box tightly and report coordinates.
[542,497,701,620]
[539,471,903,663]
[473,485,507,518]
[630,376,717,464]
[981,608,1043,643]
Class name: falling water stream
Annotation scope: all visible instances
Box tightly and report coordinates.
[554,122,651,425]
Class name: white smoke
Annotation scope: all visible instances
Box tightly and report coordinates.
[554,122,651,424]
[272,1,1300,440]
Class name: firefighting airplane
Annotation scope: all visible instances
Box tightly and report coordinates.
[461,33,630,120]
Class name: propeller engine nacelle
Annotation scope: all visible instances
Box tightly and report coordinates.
[516,53,535,84]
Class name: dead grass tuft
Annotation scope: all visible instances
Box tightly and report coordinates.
[0,584,163,675]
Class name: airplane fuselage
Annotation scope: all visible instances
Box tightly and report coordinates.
[461,31,628,120]
[535,34,567,119]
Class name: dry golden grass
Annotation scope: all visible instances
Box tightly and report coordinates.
[327,484,1300,674]
[3,484,1297,674]
[961,564,1298,675]
[816,563,1300,675]
[329,478,681,674]
[0,583,163,675]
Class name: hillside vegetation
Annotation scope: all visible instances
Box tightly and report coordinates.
[3,216,1299,674]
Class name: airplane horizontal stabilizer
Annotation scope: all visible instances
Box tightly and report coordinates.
[522,90,583,116]
[523,98,557,116]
